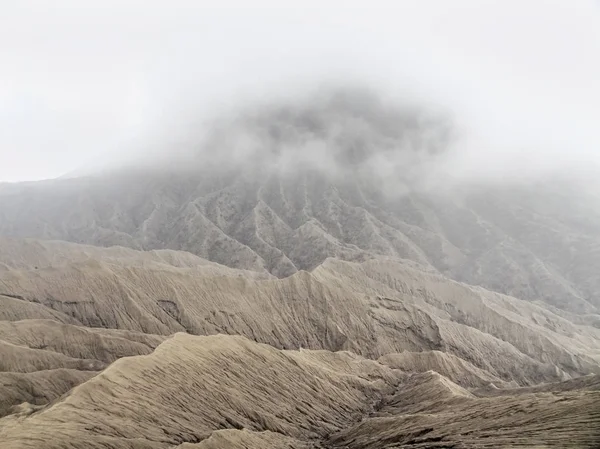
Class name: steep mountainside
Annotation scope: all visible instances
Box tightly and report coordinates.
[0,239,599,447]
[1,330,598,448]
[2,168,600,315]
[1,89,600,314]
[1,90,600,447]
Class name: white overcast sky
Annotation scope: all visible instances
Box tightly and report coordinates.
[0,0,599,182]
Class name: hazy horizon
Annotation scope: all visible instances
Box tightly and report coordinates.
[1,1,599,183]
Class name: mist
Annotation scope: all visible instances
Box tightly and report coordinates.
[1,1,599,186]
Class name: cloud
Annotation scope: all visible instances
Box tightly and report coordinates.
[111,85,457,200]
[1,1,599,183]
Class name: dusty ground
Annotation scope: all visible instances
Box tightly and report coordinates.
[0,240,598,447]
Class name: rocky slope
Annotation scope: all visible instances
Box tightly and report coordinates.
[1,239,598,384]
[1,89,600,314]
[0,333,403,448]
[1,332,598,448]
[1,89,600,447]
[0,239,599,447]
[2,170,600,315]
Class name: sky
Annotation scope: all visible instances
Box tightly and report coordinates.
[0,1,599,182]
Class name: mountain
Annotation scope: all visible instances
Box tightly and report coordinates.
[1,88,600,447]
[0,238,599,447]
[2,154,600,315]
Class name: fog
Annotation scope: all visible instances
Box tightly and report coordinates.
[1,1,599,185]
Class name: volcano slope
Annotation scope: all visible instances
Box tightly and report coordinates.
[1,88,600,315]
[2,89,600,447]
[0,238,599,447]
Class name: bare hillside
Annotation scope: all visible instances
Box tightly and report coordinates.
[1,90,600,447]
[1,240,598,386]
[1,333,598,448]
[0,238,598,447]
[1,90,599,314]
